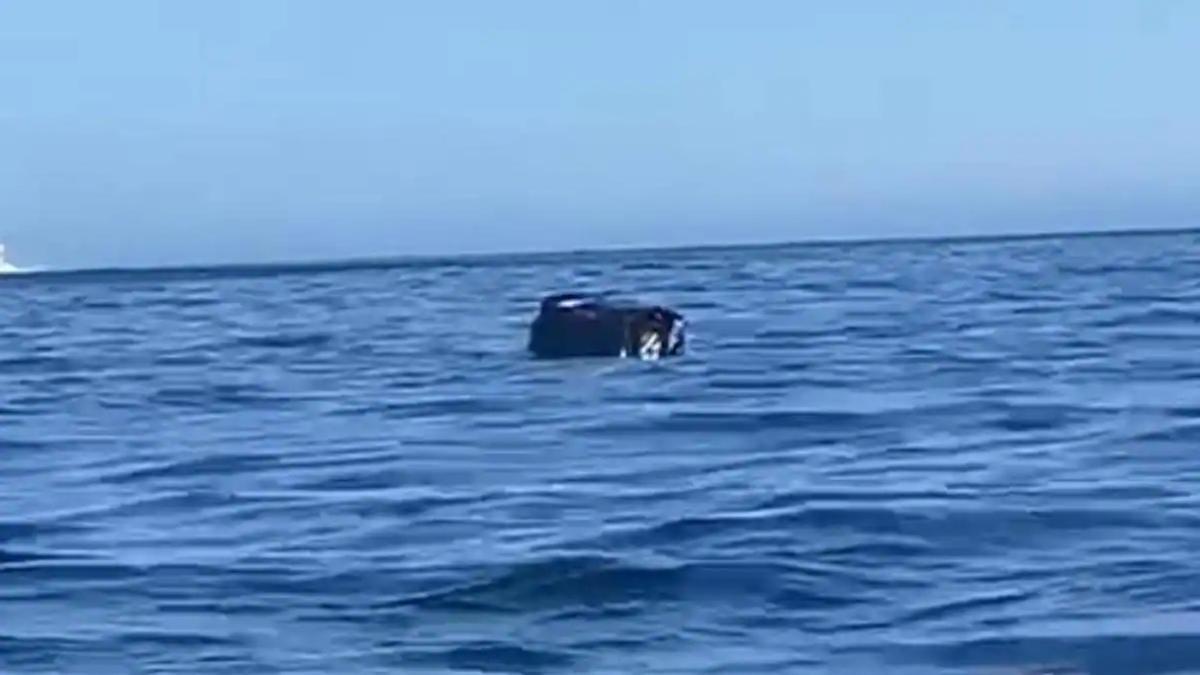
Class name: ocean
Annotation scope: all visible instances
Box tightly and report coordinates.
[2,230,1199,674]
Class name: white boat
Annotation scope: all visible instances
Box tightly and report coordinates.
[0,243,20,273]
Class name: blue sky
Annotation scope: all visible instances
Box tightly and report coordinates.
[2,1,1198,267]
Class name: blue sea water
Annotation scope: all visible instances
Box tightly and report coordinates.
[2,230,1200,674]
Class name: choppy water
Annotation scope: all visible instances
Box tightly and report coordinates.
[3,231,1200,674]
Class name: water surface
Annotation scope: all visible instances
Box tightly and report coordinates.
[3,231,1200,674]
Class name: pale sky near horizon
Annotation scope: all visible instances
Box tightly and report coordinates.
[2,1,1199,268]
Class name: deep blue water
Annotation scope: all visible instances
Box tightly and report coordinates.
[3,231,1200,674]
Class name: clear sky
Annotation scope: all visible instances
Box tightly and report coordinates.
[2,1,1198,268]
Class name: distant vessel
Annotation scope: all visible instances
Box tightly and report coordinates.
[0,243,20,273]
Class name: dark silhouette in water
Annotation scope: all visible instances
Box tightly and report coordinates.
[528,293,685,360]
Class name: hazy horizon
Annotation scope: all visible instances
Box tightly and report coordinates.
[3,225,1195,275]
[3,2,1199,269]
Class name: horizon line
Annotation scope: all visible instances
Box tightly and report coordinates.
[8,223,1199,278]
